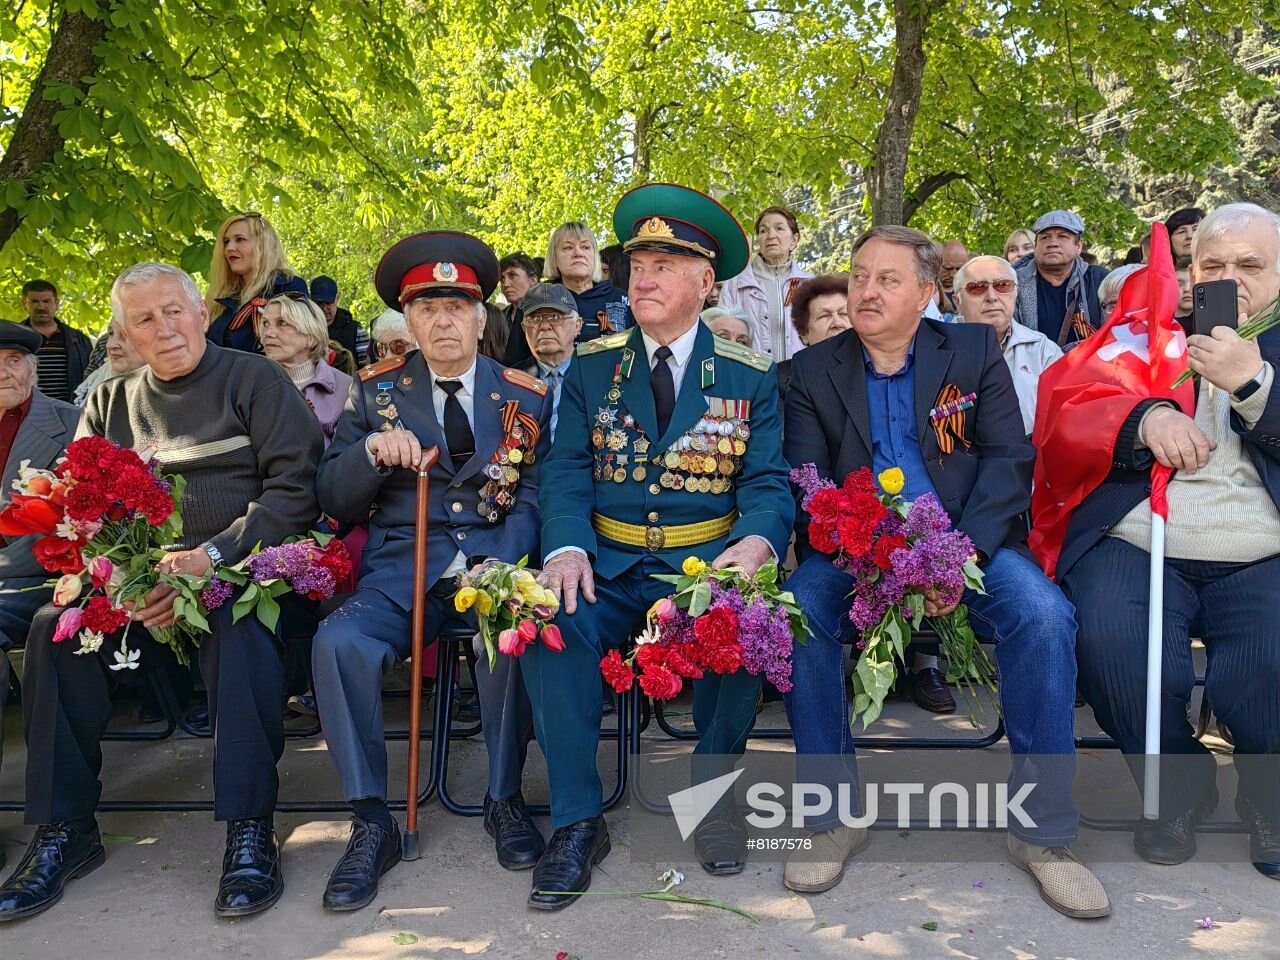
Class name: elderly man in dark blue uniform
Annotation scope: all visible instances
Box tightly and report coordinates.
[524,184,794,910]
[312,232,552,912]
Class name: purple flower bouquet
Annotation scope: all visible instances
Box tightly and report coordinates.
[791,464,997,728]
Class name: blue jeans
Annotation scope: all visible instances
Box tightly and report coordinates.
[784,548,1080,844]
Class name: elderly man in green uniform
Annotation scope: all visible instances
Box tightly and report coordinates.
[525,184,794,910]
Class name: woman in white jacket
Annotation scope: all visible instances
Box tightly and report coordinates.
[955,255,1063,436]
[718,206,813,361]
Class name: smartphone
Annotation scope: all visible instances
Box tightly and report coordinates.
[1192,279,1238,334]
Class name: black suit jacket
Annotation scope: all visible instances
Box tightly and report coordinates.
[1057,326,1280,581]
[784,318,1035,563]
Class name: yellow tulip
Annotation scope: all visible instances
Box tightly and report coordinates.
[476,591,495,617]
[681,556,708,577]
[454,586,479,612]
[878,467,905,496]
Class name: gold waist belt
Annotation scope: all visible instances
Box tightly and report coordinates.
[592,510,738,552]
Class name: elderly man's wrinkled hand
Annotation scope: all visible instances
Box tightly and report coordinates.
[537,552,595,615]
[1140,406,1215,474]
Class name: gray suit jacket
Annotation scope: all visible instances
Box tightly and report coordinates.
[0,390,82,581]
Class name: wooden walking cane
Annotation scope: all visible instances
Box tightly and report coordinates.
[403,445,440,861]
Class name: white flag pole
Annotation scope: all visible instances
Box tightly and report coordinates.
[1143,511,1166,820]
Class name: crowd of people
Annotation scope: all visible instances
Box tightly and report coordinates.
[0,186,1276,929]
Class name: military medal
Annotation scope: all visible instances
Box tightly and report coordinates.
[606,430,626,451]
[596,406,617,427]
[376,391,392,406]
[633,436,650,456]
[402,377,414,387]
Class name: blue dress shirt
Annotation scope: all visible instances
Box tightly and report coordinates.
[863,341,939,502]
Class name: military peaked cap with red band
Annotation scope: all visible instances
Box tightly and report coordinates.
[374,231,500,310]
[613,182,749,281]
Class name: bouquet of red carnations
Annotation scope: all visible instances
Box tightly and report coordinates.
[790,463,996,727]
[598,558,808,701]
[0,436,206,667]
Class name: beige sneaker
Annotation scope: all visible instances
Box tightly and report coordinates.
[1007,835,1111,918]
[783,826,870,893]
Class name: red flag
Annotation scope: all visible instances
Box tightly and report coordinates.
[1028,223,1194,580]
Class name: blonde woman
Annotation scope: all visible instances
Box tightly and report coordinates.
[258,294,353,445]
[1003,228,1035,265]
[206,213,308,353]
[543,221,632,340]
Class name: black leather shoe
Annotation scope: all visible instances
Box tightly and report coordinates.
[1236,797,1280,879]
[528,817,610,911]
[323,817,402,911]
[453,691,481,724]
[911,667,956,714]
[214,818,283,917]
[484,792,545,870]
[0,822,105,922]
[694,806,747,875]
[1134,786,1218,865]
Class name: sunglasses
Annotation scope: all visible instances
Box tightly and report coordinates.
[963,279,1016,296]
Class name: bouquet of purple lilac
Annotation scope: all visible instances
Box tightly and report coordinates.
[790,464,996,728]
[200,531,352,632]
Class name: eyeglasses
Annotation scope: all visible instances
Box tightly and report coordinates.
[962,279,1016,296]
[377,339,415,358]
[521,313,578,329]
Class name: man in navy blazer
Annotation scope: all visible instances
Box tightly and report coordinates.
[312,233,551,911]
[781,226,1108,918]
[1060,203,1280,879]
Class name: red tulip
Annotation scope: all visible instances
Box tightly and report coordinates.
[516,619,538,643]
[0,495,61,536]
[540,623,565,653]
[498,628,529,657]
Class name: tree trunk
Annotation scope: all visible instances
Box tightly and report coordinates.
[0,10,109,253]
[867,0,932,226]
[633,105,656,180]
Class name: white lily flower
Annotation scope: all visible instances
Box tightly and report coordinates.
[75,630,105,656]
[660,869,685,890]
[109,639,141,671]
[635,622,662,647]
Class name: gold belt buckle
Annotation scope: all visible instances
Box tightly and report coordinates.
[645,525,665,551]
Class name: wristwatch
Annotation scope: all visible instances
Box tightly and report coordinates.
[1231,369,1266,403]
[201,541,224,569]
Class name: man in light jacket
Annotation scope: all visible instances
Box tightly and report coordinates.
[957,255,1062,435]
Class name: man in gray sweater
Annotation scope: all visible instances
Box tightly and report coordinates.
[0,263,323,922]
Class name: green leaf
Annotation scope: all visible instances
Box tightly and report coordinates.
[392,933,418,945]
[921,921,939,931]
[232,582,259,623]
[255,590,282,633]
[101,833,139,844]
[688,582,713,617]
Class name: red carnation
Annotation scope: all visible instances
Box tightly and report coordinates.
[315,539,353,583]
[808,520,838,554]
[693,607,738,650]
[842,467,878,499]
[806,487,847,528]
[638,665,683,700]
[81,595,130,635]
[873,534,908,571]
[599,650,635,693]
[64,483,110,524]
[32,535,83,575]
[836,493,887,558]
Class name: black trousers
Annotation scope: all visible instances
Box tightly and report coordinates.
[22,601,285,824]
[1063,537,1280,818]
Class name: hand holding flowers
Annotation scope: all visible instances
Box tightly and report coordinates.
[455,557,563,667]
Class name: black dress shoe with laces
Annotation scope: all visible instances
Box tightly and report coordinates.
[1134,786,1218,865]
[0,821,105,922]
[1236,797,1280,879]
[694,806,748,876]
[528,816,610,911]
[911,667,956,714]
[323,817,402,911]
[214,817,283,918]
[484,792,545,871]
